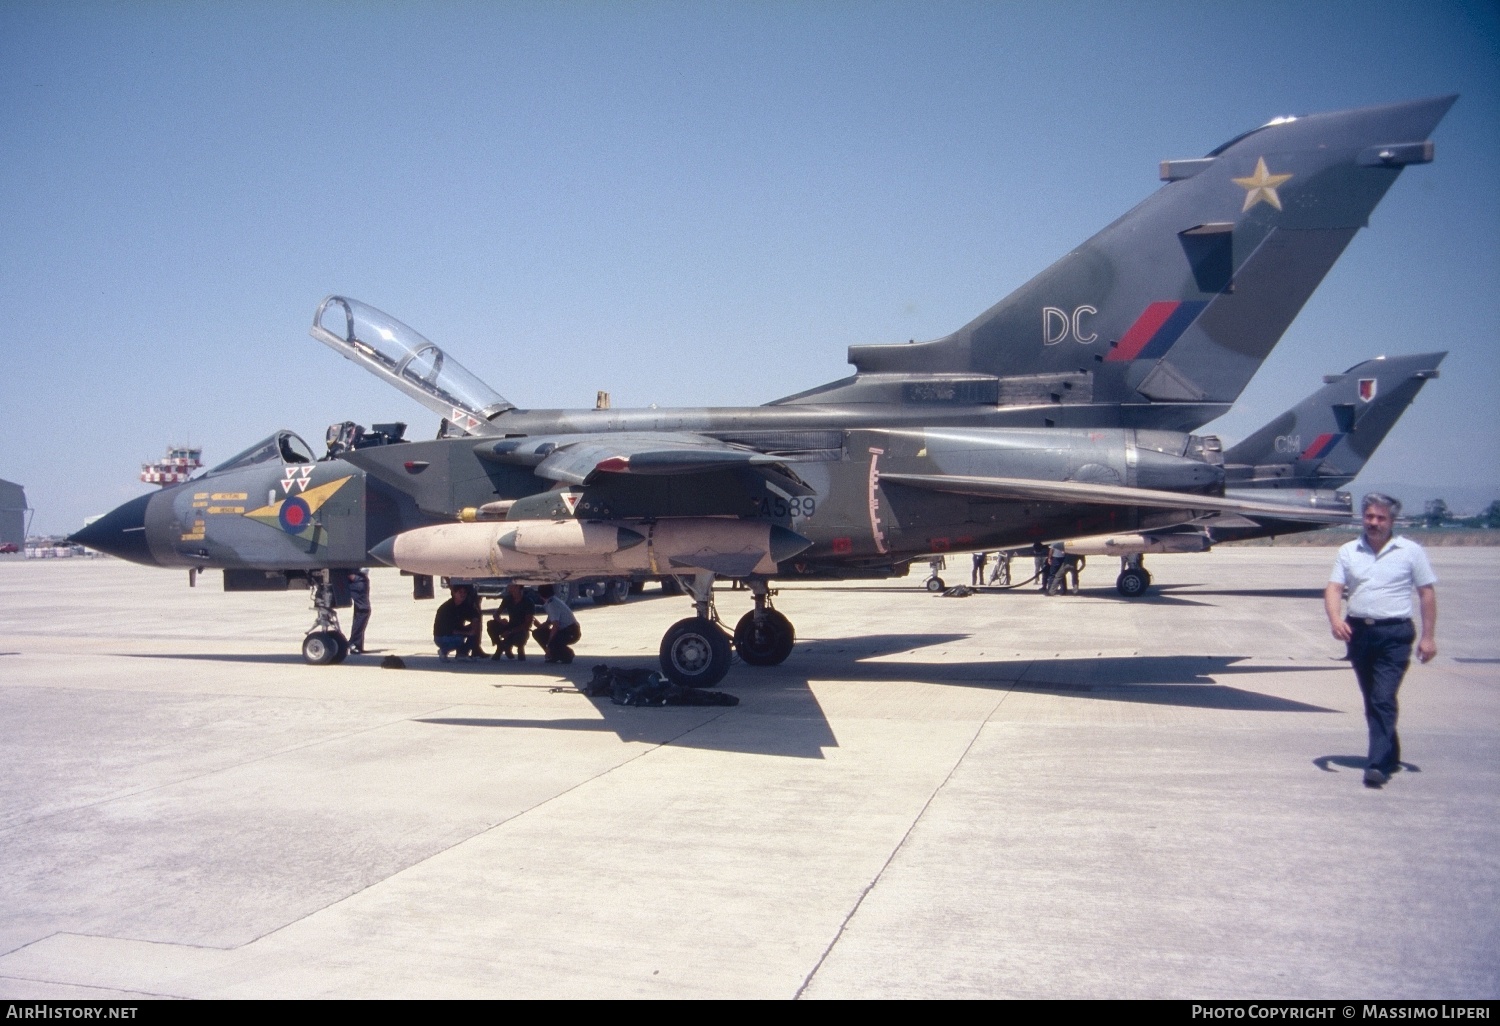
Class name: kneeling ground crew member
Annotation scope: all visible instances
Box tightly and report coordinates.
[488,582,537,661]
[537,585,581,664]
[433,585,483,661]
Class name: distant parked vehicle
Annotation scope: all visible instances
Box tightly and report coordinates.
[0,543,19,554]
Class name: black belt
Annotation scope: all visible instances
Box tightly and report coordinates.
[1347,617,1411,628]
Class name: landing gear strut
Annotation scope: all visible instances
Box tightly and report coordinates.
[302,569,349,665]
[659,572,732,687]
[1115,554,1152,598]
[732,580,795,666]
[922,556,946,592]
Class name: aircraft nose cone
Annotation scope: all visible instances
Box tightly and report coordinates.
[69,492,159,566]
[368,535,398,567]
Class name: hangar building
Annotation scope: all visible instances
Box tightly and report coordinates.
[0,479,30,551]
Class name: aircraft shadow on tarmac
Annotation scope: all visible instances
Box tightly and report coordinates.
[124,633,1338,760]
[796,583,1214,606]
[415,632,1339,760]
[1168,587,1328,600]
[121,652,335,666]
[829,583,1333,605]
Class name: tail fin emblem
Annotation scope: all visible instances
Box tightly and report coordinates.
[1233,157,1293,212]
[1359,378,1377,402]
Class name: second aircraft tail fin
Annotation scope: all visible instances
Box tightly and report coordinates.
[1223,351,1445,490]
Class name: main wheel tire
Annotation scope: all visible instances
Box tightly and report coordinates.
[302,631,339,665]
[925,576,946,592]
[660,617,732,687]
[593,578,631,605]
[331,632,350,663]
[1116,569,1149,598]
[733,609,795,666]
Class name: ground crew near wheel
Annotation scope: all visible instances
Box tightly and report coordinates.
[433,584,483,661]
[536,585,581,664]
[346,568,370,655]
[1324,493,1438,789]
[487,582,536,661]
[971,550,988,586]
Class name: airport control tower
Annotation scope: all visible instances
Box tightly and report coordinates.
[140,446,203,487]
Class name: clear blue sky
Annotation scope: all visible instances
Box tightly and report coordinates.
[3,0,1497,533]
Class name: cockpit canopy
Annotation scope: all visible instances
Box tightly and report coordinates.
[310,296,511,435]
[211,430,317,473]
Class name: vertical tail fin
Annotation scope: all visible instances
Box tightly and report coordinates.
[1224,352,1445,488]
[826,96,1455,428]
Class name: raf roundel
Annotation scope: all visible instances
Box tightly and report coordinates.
[279,496,312,533]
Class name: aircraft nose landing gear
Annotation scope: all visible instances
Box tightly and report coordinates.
[302,569,349,664]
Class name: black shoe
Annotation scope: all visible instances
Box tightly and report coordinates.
[491,651,505,661]
[1364,766,1389,787]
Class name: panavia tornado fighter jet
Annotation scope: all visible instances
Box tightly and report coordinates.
[73,96,1453,685]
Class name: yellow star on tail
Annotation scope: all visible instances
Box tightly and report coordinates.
[1233,157,1293,212]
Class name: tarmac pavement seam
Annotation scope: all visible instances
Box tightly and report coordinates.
[0,968,173,1001]
[222,700,743,952]
[0,695,467,839]
[793,687,1011,999]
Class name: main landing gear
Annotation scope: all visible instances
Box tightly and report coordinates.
[301,569,349,665]
[657,575,796,687]
[732,580,795,666]
[1115,554,1152,598]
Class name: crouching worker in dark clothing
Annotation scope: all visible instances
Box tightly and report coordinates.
[434,584,483,661]
[536,585,581,664]
[487,583,537,661]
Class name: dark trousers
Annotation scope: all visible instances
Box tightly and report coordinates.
[1348,619,1415,773]
[488,617,532,655]
[348,582,370,650]
[544,623,581,662]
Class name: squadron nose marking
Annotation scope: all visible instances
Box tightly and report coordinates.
[243,475,353,541]
[1233,156,1293,211]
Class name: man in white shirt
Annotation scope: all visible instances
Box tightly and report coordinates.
[1324,493,1438,788]
[537,585,582,664]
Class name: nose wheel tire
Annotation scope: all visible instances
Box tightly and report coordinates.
[925,576,946,592]
[733,609,795,666]
[1115,569,1150,598]
[660,617,732,687]
[302,631,347,665]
